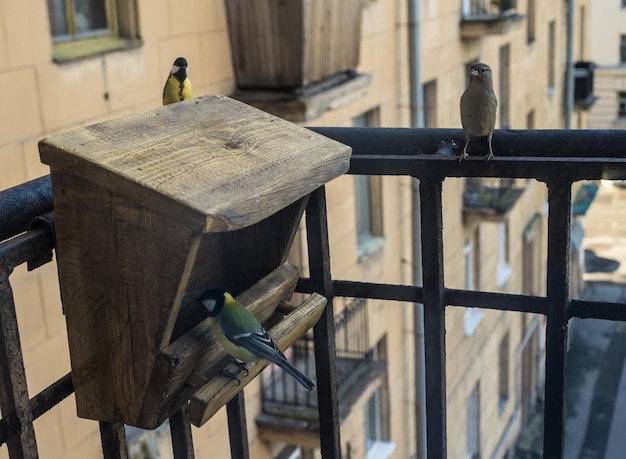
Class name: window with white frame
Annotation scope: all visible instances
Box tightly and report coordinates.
[364,387,395,459]
[464,230,484,335]
[497,221,512,287]
[353,110,384,261]
[466,382,481,459]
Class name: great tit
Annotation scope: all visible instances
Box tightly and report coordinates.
[199,289,315,391]
[163,57,193,105]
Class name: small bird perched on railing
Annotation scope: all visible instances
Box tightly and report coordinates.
[163,57,193,105]
[198,289,315,391]
[460,62,497,162]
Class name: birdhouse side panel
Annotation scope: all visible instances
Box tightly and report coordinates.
[51,171,201,423]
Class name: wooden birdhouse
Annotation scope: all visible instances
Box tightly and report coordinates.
[38,95,350,428]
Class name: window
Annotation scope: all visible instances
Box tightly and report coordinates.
[47,0,139,61]
[353,110,384,261]
[364,387,395,459]
[497,222,512,287]
[527,0,535,43]
[618,92,626,120]
[621,35,626,64]
[466,382,481,459]
[464,228,484,335]
[499,45,510,129]
[423,80,438,128]
[548,21,556,89]
[498,332,510,414]
[522,213,541,295]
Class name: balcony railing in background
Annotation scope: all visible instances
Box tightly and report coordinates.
[261,297,376,420]
[463,177,527,221]
[460,0,524,38]
[2,128,626,459]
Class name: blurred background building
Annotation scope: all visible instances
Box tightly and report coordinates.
[0,0,592,458]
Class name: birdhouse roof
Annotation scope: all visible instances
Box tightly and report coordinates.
[39,95,351,232]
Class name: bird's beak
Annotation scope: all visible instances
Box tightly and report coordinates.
[470,68,479,77]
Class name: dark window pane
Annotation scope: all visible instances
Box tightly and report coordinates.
[47,0,68,36]
[75,0,108,34]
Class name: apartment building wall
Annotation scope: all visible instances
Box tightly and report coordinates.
[0,0,587,458]
[587,1,626,129]
[0,0,413,458]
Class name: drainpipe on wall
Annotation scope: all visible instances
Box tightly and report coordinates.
[408,0,427,458]
[564,0,576,129]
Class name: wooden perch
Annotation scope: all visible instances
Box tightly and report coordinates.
[187,293,327,427]
[137,261,300,427]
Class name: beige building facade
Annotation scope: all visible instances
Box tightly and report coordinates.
[0,0,587,458]
[587,0,626,129]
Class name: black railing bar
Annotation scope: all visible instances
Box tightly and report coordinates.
[0,269,38,457]
[99,421,128,459]
[568,299,626,321]
[305,187,341,458]
[226,392,249,459]
[419,178,447,459]
[170,406,194,459]
[30,372,73,420]
[309,127,626,159]
[0,228,54,273]
[445,289,547,314]
[0,176,53,243]
[332,280,423,303]
[347,155,626,182]
[303,279,549,315]
[542,178,573,459]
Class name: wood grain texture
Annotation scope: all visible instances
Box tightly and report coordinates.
[226,0,362,88]
[39,95,351,232]
[51,172,201,423]
[137,262,300,428]
[187,293,327,427]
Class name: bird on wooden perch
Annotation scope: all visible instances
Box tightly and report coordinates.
[163,57,193,105]
[199,289,315,391]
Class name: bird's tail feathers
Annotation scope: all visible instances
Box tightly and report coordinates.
[278,358,314,392]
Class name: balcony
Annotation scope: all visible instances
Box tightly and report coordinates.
[2,128,626,458]
[460,0,525,38]
[257,297,385,443]
[463,177,527,223]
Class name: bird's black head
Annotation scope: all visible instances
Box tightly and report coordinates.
[198,289,226,317]
[170,57,189,82]
[173,57,188,68]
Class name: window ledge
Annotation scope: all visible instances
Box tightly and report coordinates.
[497,263,512,288]
[358,235,385,263]
[231,72,371,123]
[53,36,142,63]
[464,308,484,336]
[365,441,396,459]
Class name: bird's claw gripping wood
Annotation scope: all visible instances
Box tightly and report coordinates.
[222,360,250,386]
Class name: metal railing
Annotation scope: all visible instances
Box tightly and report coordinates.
[262,297,371,414]
[2,128,626,459]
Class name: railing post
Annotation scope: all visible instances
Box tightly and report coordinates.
[306,187,341,458]
[0,267,38,458]
[227,392,249,459]
[418,178,447,459]
[543,179,572,459]
[99,422,128,459]
[170,406,194,459]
